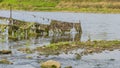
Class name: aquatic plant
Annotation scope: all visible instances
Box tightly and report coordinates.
[47,42,70,50]
[0,59,12,64]
[35,40,120,56]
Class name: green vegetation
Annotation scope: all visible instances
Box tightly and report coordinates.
[0,0,59,10]
[35,40,120,55]
[0,0,120,13]
[46,40,120,50]
[46,42,70,50]
[0,59,12,64]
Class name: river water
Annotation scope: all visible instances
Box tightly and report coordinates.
[0,10,120,68]
[0,10,120,41]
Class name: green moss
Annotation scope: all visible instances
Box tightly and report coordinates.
[18,48,33,54]
[0,59,12,64]
[47,42,70,50]
[33,40,120,56]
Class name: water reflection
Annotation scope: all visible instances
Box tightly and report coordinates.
[0,31,82,50]
[0,16,82,49]
[50,33,82,43]
[0,11,120,68]
[1,10,120,41]
[0,26,10,50]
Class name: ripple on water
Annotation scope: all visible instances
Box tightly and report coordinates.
[0,64,36,68]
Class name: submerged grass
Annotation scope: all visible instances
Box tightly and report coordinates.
[35,40,120,55]
[46,42,70,50]
[46,40,120,49]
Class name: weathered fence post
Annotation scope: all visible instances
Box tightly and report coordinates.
[79,20,82,33]
[9,4,13,25]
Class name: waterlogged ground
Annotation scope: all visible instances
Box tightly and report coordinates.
[0,10,120,68]
[0,34,120,68]
[0,49,120,68]
[0,10,120,41]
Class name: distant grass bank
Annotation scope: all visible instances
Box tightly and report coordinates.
[34,8,120,13]
[0,0,120,13]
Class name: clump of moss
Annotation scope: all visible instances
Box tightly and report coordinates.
[64,66,72,68]
[17,48,33,54]
[0,59,13,64]
[0,50,12,54]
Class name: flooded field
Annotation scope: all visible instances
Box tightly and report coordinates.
[0,10,120,41]
[0,10,120,68]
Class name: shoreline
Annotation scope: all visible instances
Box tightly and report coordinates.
[0,0,120,14]
[0,9,120,15]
